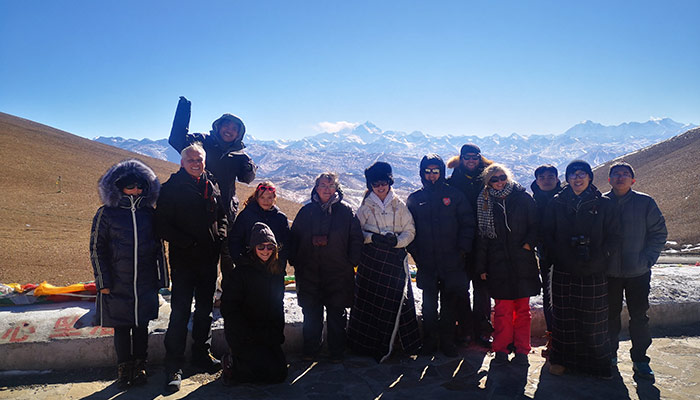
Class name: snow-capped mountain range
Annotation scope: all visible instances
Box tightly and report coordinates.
[94,118,696,208]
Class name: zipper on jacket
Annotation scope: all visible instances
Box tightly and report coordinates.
[129,196,140,327]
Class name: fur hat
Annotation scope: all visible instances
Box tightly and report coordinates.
[364,161,394,190]
[249,222,277,248]
[565,160,593,182]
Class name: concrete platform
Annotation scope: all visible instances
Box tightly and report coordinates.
[1,266,699,371]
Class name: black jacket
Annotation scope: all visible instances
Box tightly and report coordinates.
[474,187,541,299]
[90,159,168,328]
[406,154,475,287]
[229,202,291,268]
[220,255,285,349]
[604,189,667,278]
[530,180,562,263]
[289,192,363,308]
[169,97,256,219]
[155,168,228,268]
[447,163,487,215]
[543,184,621,277]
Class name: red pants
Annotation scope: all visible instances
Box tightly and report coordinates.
[492,298,531,354]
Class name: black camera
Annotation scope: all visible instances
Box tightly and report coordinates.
[570,235,591,260]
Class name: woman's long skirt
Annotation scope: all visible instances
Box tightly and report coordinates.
[347,244,422,362]
[550,269,612,377]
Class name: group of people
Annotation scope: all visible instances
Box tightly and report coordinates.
[89,97,668,392]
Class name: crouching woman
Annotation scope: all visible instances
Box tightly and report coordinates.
[220,222,288,384]
[90,159,169,389]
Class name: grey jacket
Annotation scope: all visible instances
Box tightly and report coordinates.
[604,189,667,278]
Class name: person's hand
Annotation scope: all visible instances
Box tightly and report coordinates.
[522,243,531,251]
[384,233,398,247]
[480,273,487,280]
[100,288,110,294]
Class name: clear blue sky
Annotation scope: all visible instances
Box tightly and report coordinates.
[1,1,699,140]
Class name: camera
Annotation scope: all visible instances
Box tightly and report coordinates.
[570,235,591,260]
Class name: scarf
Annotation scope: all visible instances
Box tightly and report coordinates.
[312,191,341,215]
[477,181,518,239]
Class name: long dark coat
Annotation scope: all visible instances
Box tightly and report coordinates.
[289,194,363,308]
[474,187,541,299]
[90,159,169,328]
[169,97,256,219]
[406,155,475,288]
[543,184,620,276]
[228,202,290,268]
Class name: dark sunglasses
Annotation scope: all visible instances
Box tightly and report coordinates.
[489,175,508,183]
[423,168,440,175]
[371,181,389,188]
[257,184,276,194]
[255,244,276,251]
[461,155,481,161]
[124,183,145,190]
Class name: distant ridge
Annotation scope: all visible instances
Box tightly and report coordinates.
[593,127,700,245]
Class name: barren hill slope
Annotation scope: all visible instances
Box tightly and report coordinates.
[0,112,300,285]
[592,126,700,245]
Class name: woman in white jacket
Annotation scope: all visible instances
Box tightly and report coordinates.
[347,162,422,362]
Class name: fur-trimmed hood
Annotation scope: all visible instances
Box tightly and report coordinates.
[98,159,161,208]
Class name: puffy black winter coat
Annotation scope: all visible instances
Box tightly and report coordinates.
[229,202,291,268]
[289,193,363,308]
[406,154,475,287]
[542,185,621,276]
[604,189,667,278]
[220,255,286,349]
[169,97,256,220]
[155,168,228,269]
[90,159,168,328]
[474,187,541,299]
[447,162,487,214]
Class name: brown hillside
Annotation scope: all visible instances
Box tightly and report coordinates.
[592,126,700,245]
[0,112,301,285]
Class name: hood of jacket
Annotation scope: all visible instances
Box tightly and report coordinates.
[98,159,160,208]
[419,153,446,188]
[210,113,247,151]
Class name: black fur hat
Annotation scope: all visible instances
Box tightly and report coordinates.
[364,161,394,190]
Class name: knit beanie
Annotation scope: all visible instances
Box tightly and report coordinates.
[364,161,394,190]
[565,160,593,182]
[249,222,277,248]
[460,143,481,156]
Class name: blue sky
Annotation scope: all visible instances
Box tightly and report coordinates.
[1,1,699,140]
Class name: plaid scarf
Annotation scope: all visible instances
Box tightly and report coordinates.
[477,181,518,239]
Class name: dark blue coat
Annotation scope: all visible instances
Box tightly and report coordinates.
[229,202,290,268]
[406,155,475,288]
[90,159,168,328]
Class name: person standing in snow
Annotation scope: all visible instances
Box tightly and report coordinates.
[605,161,667,381]
[347,162,422,362]
[289,172,364,362]
[474,163,540,365]
[168,96,256,286]
[530,164,562,357]
[407,154,475,357]
[446,143,494,347]
[90,159,169,389]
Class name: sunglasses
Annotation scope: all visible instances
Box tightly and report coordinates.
[318,183,337,190]
[461,155,481,161]
[568,172,589,179]
[124,183,144,190]
[371,181,389,188]
[423,168,440,175]
[255,244,276,251]
[489,175,508,183]
[257,184,276,193]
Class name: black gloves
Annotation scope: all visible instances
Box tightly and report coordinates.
[372,232,398,248]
